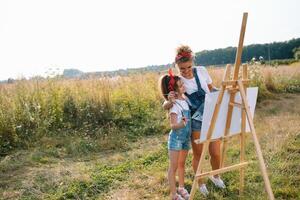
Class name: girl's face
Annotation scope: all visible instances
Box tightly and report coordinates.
[177,60,193,79]
[176,80,186,95]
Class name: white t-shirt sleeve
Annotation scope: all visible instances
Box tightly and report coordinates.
[204,68,213,84]
[192,66,213,93]
[196,66,212,84]
[169,104,180,116]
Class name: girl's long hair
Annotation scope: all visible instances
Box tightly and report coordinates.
[159,74,180,100]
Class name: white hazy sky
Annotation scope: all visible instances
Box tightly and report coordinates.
[0,0,299,80]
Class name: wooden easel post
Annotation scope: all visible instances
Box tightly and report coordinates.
[239,64,248,196]
[189,13,275,200]
[237,80,275,200]
[220,12,248,168]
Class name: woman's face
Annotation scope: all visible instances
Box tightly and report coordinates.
[177,60,193,79]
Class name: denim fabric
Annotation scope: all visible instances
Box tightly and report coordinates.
[185,68,206,123]
[168,109,191,151]
[191,118,202,132]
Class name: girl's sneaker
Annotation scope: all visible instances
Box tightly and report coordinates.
[209,176,226,189]
[172,193,184,200]
[177,187,190,200]
[199,184,209,197]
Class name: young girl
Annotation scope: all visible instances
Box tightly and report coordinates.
[160,70,191,200]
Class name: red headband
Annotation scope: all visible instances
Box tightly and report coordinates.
[168,68,175,91]
[175,52,192,62]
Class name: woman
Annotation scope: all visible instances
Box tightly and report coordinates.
[163,45,226,196]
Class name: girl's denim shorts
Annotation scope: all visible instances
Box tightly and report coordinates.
[168,135,191,151]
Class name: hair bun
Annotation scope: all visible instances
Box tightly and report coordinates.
[175,45,193,63]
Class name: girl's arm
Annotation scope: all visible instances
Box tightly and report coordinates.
[170,113,186,130]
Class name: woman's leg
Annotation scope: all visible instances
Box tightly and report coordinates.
[191,132,221,179]
[177,150,189,187]
[168,150,180,199]
[209,139,221,177]
[191,131,204,184]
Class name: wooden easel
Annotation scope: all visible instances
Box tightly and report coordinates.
[189,13,275,200]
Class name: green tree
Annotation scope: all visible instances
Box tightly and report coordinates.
[293,47,300,60]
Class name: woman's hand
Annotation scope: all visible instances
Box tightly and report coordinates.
[208,84,219,92]
[162,91,176,110]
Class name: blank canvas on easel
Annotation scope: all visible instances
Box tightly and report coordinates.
[199,87,258,143]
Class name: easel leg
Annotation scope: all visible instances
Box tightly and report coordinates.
[220,64,233,168]
[220,97,235,167]
[239,64,248,197]
[238,80,275,200]
[239,121,246,197]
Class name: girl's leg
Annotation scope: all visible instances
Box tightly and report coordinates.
[177,150,189,187]
[209,139,221,178]
[191,131,204,184]
[168,150,180,199]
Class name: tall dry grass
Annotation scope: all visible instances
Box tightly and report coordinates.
[207,63,300,100]
[0,63,299,154]
[0,73,167,154]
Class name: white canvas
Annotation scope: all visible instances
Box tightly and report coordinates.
[199,87,258,143]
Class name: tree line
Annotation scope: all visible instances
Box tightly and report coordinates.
[2,38,299,82]
[61,37,300,78]
[194,38,300,66]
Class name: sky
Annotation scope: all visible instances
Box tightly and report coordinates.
[0,0,299,80]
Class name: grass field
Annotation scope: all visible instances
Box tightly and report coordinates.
[0,63,300,199]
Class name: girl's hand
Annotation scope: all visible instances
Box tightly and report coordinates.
[167,91,176,103]
[181,117,187,127]
[170,114,187,129]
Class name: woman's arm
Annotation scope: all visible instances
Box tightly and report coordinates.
[199,66,218,92]
[208,83,213,91]
[208,83,219,92]
[170,113,186,130]
[162,91,176,110]
[163,100,173,110]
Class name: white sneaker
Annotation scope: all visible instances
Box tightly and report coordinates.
[199,184,209,197]
[172,193,184,200]
[177,187,190,200]
[209,176,226,189]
